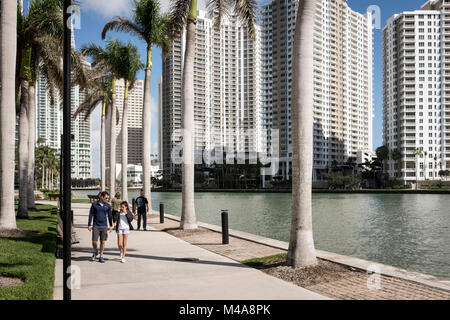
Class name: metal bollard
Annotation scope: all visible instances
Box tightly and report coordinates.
[160,203,164,223]
[221,210,229,244]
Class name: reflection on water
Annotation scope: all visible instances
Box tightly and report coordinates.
[72,190,450,278]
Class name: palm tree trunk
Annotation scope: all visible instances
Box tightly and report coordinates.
[101,102,106,191]
[41,159,45,189]
[180,16,198,230]
[109,80,117,195]
[46,166,49,189]
[142,46,152,212]
[27,83,37,210]
[0,0,18,230]
[17,81,30,219]
[287,0,317,267]
[121,82,129,202]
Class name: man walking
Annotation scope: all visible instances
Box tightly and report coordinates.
[88,191,113,262]
[134,189,149,231]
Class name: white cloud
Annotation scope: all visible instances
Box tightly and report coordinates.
[160,0,208,13]
[79,0,209,17]
[79,0,134,18]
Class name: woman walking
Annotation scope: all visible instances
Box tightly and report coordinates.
[111,192,122,217]
[113,201,134,263]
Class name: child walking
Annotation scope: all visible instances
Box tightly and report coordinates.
[113,201,134,263]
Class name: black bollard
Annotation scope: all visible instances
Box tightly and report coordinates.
[131,198,135,212]
[160,203,164,223]
[221,210,229,244]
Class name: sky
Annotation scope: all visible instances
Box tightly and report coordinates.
[75,0,430,178]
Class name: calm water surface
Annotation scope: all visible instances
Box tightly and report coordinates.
[73,190,450,279]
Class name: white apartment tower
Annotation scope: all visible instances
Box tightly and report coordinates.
[261,0,373,181]
[105,79,144,170]
[36,34,92,179]
[36,71,92,179]
[162,10,262,173]
[383,0,450,182]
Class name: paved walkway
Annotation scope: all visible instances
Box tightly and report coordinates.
[149,213,450,300]
[51,202,328,300]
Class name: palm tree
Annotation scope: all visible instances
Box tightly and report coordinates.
[0,0,18,231]
[286,0,318,268]
[73,74,114,192]
[16,0,88,217]
[391,149,402,178]
[81,39,128,197]
[375,145,389,174]
[169,0,257,229]
[102,0,171,212]
[414,147,422,189]
[16,0,63,214]
[35,143,59,190]
[115,42,143,202]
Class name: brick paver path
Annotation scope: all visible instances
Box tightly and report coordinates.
[149,215,450,300]
[306,273,450,300]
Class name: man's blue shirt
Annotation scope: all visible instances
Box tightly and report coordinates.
[88,201,113,227]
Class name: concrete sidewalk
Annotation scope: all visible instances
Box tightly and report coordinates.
[52,202,328,300]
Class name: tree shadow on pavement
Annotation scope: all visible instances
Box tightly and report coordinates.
[70,247,249,269]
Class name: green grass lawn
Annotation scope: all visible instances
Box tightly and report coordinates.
[0,204,57,300]
[71,199,92,203]
[241,253,287,268]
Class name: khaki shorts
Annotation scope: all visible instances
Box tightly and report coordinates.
[92,226,108,242]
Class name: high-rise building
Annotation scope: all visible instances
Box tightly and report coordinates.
[105,78,144,171]
[36,32,92,179]
[35,68,92,179]
[71,80,91,178]
[383,0,450,182]
[158,76,163,170]
[162,10,262,174]
[36,73,62,151]
[261,0,373,181]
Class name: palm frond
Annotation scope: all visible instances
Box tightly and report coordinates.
[81,42,109,68]
[102,17,144,41]
[73,96,103,121]
[153,12,172,59]
[134,0,159,43]
[36,35,64,106]
[168,0,192,39]
[232,0,257,40]
[72,49,90,90]
[116,41,144,82]
[207,0,230,30]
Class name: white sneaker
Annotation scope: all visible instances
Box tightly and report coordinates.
[120,253,123,260]
[121,258,126,263]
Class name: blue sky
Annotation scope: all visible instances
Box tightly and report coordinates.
[75,0,429,178]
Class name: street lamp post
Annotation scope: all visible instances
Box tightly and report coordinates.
[63,0,72,301]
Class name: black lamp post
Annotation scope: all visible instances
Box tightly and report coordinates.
[63,0,72,301]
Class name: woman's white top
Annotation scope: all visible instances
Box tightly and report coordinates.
[118,211,130,230]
